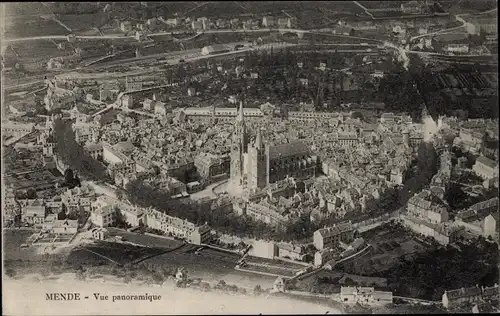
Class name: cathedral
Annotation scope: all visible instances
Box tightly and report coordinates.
[229,100,319,194]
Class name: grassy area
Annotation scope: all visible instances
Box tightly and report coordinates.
[65,241,165,266]
[57,13,110,31]
[106,228,184,249]
[290,270,344,294]
[337,222,430,275]
[6,40,74,62]
[240,264,297,277]
[381,237,498,301]
[4,230,37,261]
[5,17,70,38]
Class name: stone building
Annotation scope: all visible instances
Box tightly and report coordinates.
[229,100,318,193]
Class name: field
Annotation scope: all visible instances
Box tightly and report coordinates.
[142,246,277,288]
[7,40,74,61]
[440,0,497,14]
[3,148,64,192]
[179,2,248,18]
[244,255,306,269]
[239,264,298,277]
[65,241,167,266]
[4,230,37,261]
[5,167,62,192]
[420,70,497,93]
[357,1,405,9]
[4,16,70,38]
[106,228,184,249]
[57,13,110,32]
[336,223,429,275]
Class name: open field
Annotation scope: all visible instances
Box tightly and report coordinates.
[4,2,52,16]
[240,264,298,277]
[244,255,306,270]
[357,1,405,10]
[4,16,70,38]
[5,40,74,62]
[4,230,37,261]
[106,228,184,249]
[142,246,277,288]
[337,223,429,275]
[65,241,167,266]
[57,13,110,32]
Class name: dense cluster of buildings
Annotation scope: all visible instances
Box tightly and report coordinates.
[340,286,393,306]
[442,284,499,309]
[312,221,368,267]
[89,194,210,245]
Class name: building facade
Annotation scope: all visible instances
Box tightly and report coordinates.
[229,101,318,192]
[313,222,354,250]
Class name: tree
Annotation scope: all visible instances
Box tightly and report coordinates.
[53,119,110,182]
[217,280,226,289]
[57,207,67,220]
[26,188,37,199]
[5,268,16,278]
[253,284,262,295]
[116,190,124,201]
[153,272,165,284]
[64,168,74,185]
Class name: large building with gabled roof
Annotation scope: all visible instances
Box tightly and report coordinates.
[228,99,319,194]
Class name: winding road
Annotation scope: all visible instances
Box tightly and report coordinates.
[410,7,498,42]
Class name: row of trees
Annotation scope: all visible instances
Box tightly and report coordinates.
[53,119,110,182]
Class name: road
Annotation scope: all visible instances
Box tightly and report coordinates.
[410,8,498,43]
[407,50,496,59]
[352,0,374,18]
[4,28,309,43]
[83,180,117,199]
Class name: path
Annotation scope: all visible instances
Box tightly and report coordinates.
[182,2,213,16]
[5,27,307,43]
[77,246,122,265]
[132,243,189,265]
[352,1,374,18]
[40,2,72,33]
[411,8,498,42]
[393,296,441,305]
[84,180,117,198]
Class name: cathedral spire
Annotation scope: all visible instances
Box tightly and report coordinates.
[255,128,263,149]
[237,99,244,122]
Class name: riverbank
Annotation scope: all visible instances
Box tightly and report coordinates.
[3,273,341,315]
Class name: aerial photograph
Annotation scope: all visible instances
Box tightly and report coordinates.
[1,1,498,315]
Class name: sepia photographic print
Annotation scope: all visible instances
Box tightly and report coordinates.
[1,1,499,315]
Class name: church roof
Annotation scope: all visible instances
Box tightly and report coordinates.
[269,140,310,160]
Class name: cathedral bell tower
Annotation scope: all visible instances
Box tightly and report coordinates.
[230,100,249,187]
[248,128,268,190]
